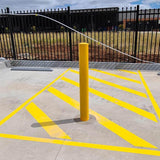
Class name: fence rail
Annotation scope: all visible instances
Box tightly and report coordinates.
[0,5,160,62]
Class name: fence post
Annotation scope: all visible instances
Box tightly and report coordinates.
[134,5,139,63]
[91,11,94,31]
[67,6,72,61]
[6,7,16,60]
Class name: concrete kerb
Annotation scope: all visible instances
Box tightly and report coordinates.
[9,60,160,71]
[1,60,160,71]
[0,58,11,69]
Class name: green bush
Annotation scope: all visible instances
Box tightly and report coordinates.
[60,26,65,31]
[31,26,36,32]
[118,24,123,31]
[73,26,77,30]
[5,27,9,32]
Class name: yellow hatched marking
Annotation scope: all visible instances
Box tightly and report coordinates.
[119,70,138,75]
[90,69,141,84]
[48,87,156,148]
[139,71,160,120]
[70,69,147,98]
[0,68,70,126]
[26,102,71,139]
[0,134,160,156]
[61,77,157,122]
[48,87,79,110]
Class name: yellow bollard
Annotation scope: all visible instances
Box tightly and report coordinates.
[79,43,89,121]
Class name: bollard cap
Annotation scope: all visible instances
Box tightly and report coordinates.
[79,43,89,49]
[79,43,89,45]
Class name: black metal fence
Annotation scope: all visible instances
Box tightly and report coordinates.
[0,5,160,62]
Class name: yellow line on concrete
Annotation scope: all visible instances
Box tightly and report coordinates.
[119,70,138,75]
[0,133,160,156]
[70,69,147,98]
[48,87,156,148]
[61,77,157,122]
[0,68,70,126]
[90,69,141,84]
[26,102,71,139]
[48,87,79,110]
[139,71,160,120]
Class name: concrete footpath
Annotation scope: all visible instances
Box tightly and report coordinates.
[0,64,160,160]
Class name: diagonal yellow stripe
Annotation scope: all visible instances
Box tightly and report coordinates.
[0,68,70,126]
[26,102,71,139]
[139,71,160,120]
[119,70,138,75]
[61,77,157,122]
[90,69,141,84]
[48,87,156,148]
[48,87,80,110]
[70,69,147,98]
[0,134,160,156]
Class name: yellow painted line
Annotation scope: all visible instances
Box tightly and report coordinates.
[48,87,156,148]
[48,87,79,110]
[0,68,70,126]
[0,134,160,156]
[70,69,147,98]
[61,77,157,122]
[90,69,141,84]
[119,70,138,75]
[26,102,71,139]
[139,71,160,120]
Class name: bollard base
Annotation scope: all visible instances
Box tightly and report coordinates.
[80,117,89,122]
[74,115,96,125]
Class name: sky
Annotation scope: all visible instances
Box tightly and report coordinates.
[0,0,160,11]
